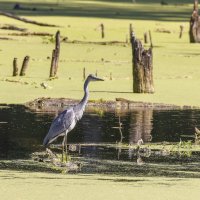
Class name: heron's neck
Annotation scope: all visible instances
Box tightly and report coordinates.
[79,78,90,108]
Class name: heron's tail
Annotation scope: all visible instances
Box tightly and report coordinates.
[43,136,50,147]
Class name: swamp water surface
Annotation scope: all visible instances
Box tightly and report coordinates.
[0,104,200,177]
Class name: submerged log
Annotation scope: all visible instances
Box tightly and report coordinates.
[189,0,200,43]
[131,32,154,93]
[20,56,30,76]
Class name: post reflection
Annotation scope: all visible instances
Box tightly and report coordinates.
[128,109,153,144]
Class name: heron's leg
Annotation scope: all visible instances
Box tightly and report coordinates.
[62,136,66,162]
[64,133,68,161]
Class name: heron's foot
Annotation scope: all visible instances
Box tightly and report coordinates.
[65,154,71,162]
[61,153,71,163]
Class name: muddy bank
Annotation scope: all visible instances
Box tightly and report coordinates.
[25,97,198,112]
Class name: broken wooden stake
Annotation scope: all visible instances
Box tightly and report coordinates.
[50,49,56,77]
[144,32,148,43]
[131,32,154,93]
[13,58,18,76]
[179,25,184,38]
[100,23,105,38]
[110,72,112,80]
[149,30,153,48]
[20,56,30,76]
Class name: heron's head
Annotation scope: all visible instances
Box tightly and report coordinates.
[87,74,104,82]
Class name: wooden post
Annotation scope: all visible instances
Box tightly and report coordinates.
[179,25,184,38]
[95,70,98,77]
[149,30,153,48]
[131,32,154,93]
[144,32,148,43]
[20,56,30,76]
[110,72,112,80]
[126,34,129,43]
[83,67,86,80]
[100,23,105,38]
[54,30,60,76]
[13,58,18,76]
[189,0,200,43]
[50,49,56,77]
[49,30,60,78]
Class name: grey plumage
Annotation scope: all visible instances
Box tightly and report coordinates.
[43,74,104,146]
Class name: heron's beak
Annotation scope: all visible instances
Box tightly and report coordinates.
[95,77,104,81]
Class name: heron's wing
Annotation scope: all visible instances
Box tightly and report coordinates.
[43,108,75,145]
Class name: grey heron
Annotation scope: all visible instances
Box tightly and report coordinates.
[43,74,104,161]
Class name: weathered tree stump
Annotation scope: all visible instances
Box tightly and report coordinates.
[131,32,154,93]
[13,58,18,76]
[189,0,200,43]
[20,56,30,76]
[49,31,60,77]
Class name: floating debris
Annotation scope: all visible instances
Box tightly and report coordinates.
[31,148,81,173]
[40,82,52,89]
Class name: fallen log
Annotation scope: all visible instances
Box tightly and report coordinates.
[62,39,127,46]
[8,32,53,36]
[0,11,59,27]
[0,37,13,40]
